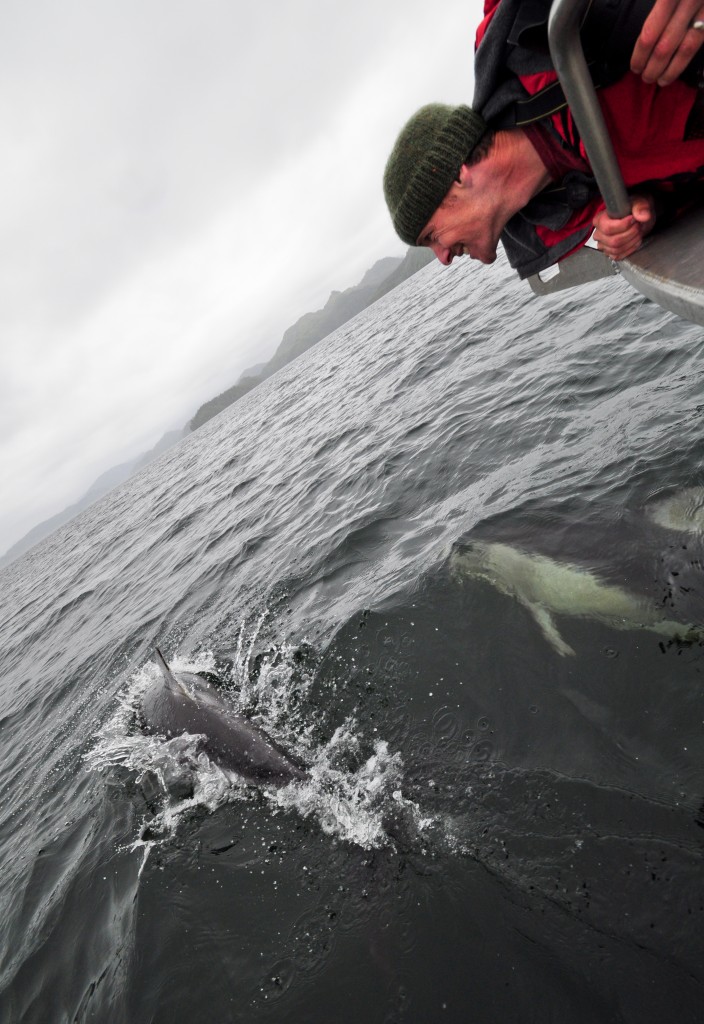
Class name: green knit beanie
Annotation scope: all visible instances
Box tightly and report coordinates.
[383,104,487,246]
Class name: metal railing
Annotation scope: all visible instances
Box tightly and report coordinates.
[547,0,631,218]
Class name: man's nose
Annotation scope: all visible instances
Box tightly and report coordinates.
[429,242,453,266]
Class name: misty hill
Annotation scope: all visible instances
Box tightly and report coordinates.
[239,362,266,380]
[266,256,399,373]
[0,429,186,569]
[371,246,435,302]
[189,248,431,430]
[2,247,433,567]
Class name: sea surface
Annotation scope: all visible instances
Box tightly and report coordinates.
[2,251,704,1023]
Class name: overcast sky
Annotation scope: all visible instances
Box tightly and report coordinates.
[1,0,484,555]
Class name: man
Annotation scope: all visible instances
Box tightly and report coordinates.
[383,0,704,277]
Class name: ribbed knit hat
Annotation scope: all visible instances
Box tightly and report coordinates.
[383,104,487,246]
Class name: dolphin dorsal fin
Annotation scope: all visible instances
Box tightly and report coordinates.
[155,647,176,679]
[154,648,190,696]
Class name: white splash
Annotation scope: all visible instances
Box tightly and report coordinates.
[271,719,427,849]
[86,627,432,852]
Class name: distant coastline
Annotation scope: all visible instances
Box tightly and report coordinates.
[2,247,432,568]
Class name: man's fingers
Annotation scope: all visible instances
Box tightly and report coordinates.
[632,0,681,72]
[631,0,704,83]
[593,197,655,259]
[594,234,641,259]
[594,234,639,249]
[632,0,682,71]
[593,214,636,238]
[656,25,704,83]
[597,230,639,245]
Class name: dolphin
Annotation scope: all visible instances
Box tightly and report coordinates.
[450,541,701,657]
[140,649,309,786]
[645,486,704,534]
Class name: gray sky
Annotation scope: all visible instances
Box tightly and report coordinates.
[1,0,484,554]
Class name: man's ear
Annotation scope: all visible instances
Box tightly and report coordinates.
[456,163,472,186]
[449,163,471,192]
[444,164,471,206]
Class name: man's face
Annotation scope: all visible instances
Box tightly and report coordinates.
[417,162,502,266]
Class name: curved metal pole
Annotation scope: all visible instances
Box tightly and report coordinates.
[548,0,631,218]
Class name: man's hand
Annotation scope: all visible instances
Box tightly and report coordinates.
[631,0,704,85]
[592,195,656,260]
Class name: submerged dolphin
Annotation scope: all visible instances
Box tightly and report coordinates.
[450,541,700,657]
[646,486,704,534]
[140,649,309,786]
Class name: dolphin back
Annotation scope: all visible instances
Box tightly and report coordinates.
[143,649,309,787]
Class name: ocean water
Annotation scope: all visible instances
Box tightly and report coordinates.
[2,251,704,1023]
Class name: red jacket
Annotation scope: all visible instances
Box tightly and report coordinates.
[529,71,704,254]
[474,0,704,275]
